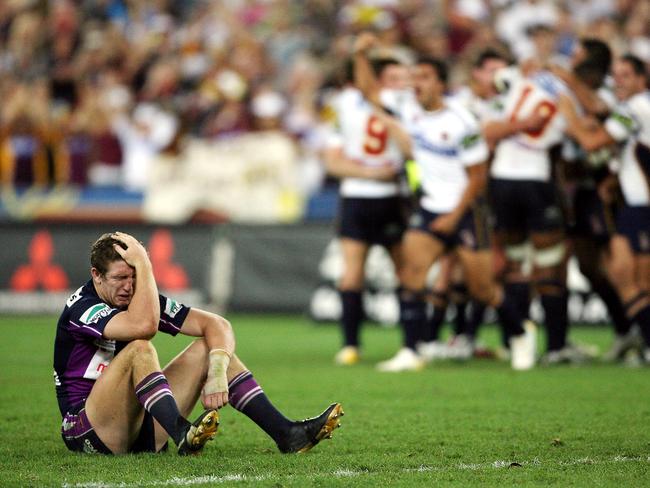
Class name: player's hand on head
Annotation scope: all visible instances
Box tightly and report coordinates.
[111,232,151,268]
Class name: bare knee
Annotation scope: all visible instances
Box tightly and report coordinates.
[124,339,157,358]
[467,280,495,305]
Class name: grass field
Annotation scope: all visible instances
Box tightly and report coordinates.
[1,314,649,487]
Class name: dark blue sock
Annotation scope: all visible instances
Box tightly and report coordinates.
[541,291,569,351]
[496,289,526,337]
[400,289,427,350]
[591,278,632,336]
[340,290,363,347]
[422,292,447,342]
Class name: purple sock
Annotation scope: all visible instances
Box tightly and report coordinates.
[228,371,291,442]
[135,372,189,445]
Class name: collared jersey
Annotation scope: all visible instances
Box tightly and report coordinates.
[326,87,405,198]
[491,70,570,181]
[53,280,190,415]
[604,90,650,206]
[386,92,489,213]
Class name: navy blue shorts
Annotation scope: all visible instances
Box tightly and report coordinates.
[61,403,160,454]
[616,205,650,254]
[568,187,617,244]
[408,204,491,251]
[337,196,407,246]
[490,179,564,234]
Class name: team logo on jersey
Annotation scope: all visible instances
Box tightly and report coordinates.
[611,112,636,133]
[164,298,183,318]
[461,133,481,149]
[79,303,115,324]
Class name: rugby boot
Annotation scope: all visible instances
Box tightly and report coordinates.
[177,409,219,455]
[376,347,425,372]
[277,402,344,453]
[334,346,360,365]
[510,320,537,370]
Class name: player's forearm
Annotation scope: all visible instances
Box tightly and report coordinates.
[324,149,390,180]
[353,52,381,107]
[482,120,524,148]
[202,315,235,358]
[453,164,487,218]
[564,115,614,152]
[558,71,609,117]
[377,112,412,156]
[125,261,160,331]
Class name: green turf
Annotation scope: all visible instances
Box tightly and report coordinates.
[1,314,649,487]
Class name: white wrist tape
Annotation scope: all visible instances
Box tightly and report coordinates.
[204,349,230,395]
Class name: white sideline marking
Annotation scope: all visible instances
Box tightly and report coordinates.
[62,455,650,487]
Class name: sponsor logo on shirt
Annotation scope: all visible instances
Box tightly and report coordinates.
[164,298,183,318]
[79,304,115,325]
[66,286,85,308]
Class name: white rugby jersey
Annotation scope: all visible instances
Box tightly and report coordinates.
[449,85,506,123]
[604,90,650,206]
[490,70,570,181]
[326,87,405,198]
[389,94,489,213]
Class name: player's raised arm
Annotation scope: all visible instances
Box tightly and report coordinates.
[101,232,160,341]
[179,308,236,410]
[353,32,382,106]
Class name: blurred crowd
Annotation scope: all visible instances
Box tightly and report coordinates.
[0,0,648,192]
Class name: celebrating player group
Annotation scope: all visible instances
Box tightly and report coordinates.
[326,32,650,372]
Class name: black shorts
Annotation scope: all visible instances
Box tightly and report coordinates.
[568,186,617,244]
[337,196,406,246]
[61,403,160,454]
[409,204,491,251]
[616,205,650,254]
[490,178,564,234]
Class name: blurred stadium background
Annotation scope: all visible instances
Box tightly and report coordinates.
[0,0,648,321]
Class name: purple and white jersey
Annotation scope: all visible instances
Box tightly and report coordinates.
[53,280,190,416]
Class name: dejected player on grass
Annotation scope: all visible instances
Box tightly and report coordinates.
[53,231,343,455]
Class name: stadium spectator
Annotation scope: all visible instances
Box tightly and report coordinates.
[53,231,343,455]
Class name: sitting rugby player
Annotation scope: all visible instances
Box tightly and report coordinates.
[53,231,343,455]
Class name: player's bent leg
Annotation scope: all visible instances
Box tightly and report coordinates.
[86,339,205,455]
[153,337,216,450]
[458,247,536,370]
[608,235,638,301]
[224,353,343,452]
[377,231,443,372]
[609,236,650,356]
[531,232,575,361]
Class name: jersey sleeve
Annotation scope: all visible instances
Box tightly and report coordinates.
[66,298,121,339]
[604,108,639,142]
[456,109,489,166]
[158,295,191,336]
